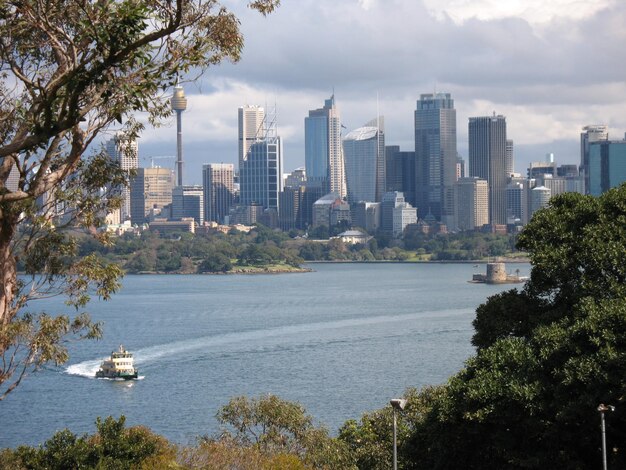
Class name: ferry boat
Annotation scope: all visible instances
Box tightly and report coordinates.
[95,345,138,380]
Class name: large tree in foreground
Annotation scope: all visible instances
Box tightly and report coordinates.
[0,0,279,399]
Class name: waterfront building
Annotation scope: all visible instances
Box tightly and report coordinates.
[305,95,346,197]
[172,185,204,226]
[588,139,626,196]
[580,125,608,194]
[238,105,265,171]
[130,167,174,225]
[468,114,508,226]
[456,177,488,231]
[385,146,416,206]
[343,119,385,204]
[414,93,457,227]
[106,132,138,222]
[203,163,234,224]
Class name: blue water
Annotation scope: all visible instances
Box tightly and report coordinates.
[0,262,529,448]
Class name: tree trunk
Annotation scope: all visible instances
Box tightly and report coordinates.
[0,209,18,327]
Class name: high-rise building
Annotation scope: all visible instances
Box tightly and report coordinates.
[106,132,138,222]
[414,93,457,227]
[203,163,234,224]
[505,139,514,176]
[239,110,283,212]
[343,119,385,204]
[352,201,381,233]
[385,146,416,206]
[238,105,265,171]
[130,167,174,225]
[530,185,551,217]
[580,125,608,194]
[284,167,307,189]
[456,177,488,231]
[172,185,204,226]
[171,82,187,187]
[304,95,345,197]
[468,114,508,225]
[588,139,626,196]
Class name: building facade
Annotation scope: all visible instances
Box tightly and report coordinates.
[385,146,416,206]
[468,114,508,226]
[203,163,234,224]
[172,185,204,226]
[130,167,174,225]
[414,93,457,227]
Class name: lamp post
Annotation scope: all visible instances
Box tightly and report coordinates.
[598,404,615,470]
[390,398,407,470]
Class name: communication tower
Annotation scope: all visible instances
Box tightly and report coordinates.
[171,81,187,187]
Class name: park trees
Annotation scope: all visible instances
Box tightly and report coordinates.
[0,0,279,399]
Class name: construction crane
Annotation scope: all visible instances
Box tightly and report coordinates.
[142,156,175,168]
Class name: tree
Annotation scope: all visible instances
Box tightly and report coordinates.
[1,415,176,469]
[404,186,626,469]
[0,0,279,399]
[215,395,355,469]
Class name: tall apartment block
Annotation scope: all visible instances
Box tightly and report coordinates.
[238,105,265,171]
[130,167,174,225]
[203,163,234,224]
[580,125,608,194]
[468,114,508,226]
[106,132,138,222]
[414,93,457,227]
[456,177,488,231]
[305,95,346,198]
[343,118,385,204]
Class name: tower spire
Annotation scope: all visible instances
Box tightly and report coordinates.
[171,80,187,187]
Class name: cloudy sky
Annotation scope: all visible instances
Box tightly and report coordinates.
[135,0,626,185]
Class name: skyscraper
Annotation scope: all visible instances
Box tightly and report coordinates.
[238,105,265,171]
[414,93,457,227]
[239,110,283,212]
[456,177,488,231]
[106,132,138,222]
[202,163,234,223]
[172,185,204,226]
[580,125,609,194]
[171,82,187,187]
[343,118,385,204]
[468,114,508,226]
[304,95,346,198]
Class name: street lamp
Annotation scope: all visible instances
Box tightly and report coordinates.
[390,398,407,470]
[598,403,615,470]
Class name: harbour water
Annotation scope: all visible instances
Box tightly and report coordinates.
[0,262,529,448]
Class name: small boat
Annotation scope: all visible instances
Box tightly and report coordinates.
[95,345,138,380]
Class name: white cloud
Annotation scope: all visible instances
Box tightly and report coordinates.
[423,0,616,25]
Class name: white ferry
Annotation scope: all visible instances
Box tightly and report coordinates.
[95,345,138,380]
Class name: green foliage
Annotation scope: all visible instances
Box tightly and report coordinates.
[198,252,232,273]
[215,394,355,469]
[2,416,176,470]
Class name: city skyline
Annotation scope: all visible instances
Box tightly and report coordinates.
[118,0,626,185]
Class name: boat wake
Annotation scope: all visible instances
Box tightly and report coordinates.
[65,308,470,377]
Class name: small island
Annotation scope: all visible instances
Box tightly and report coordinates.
[470,262,528,284]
